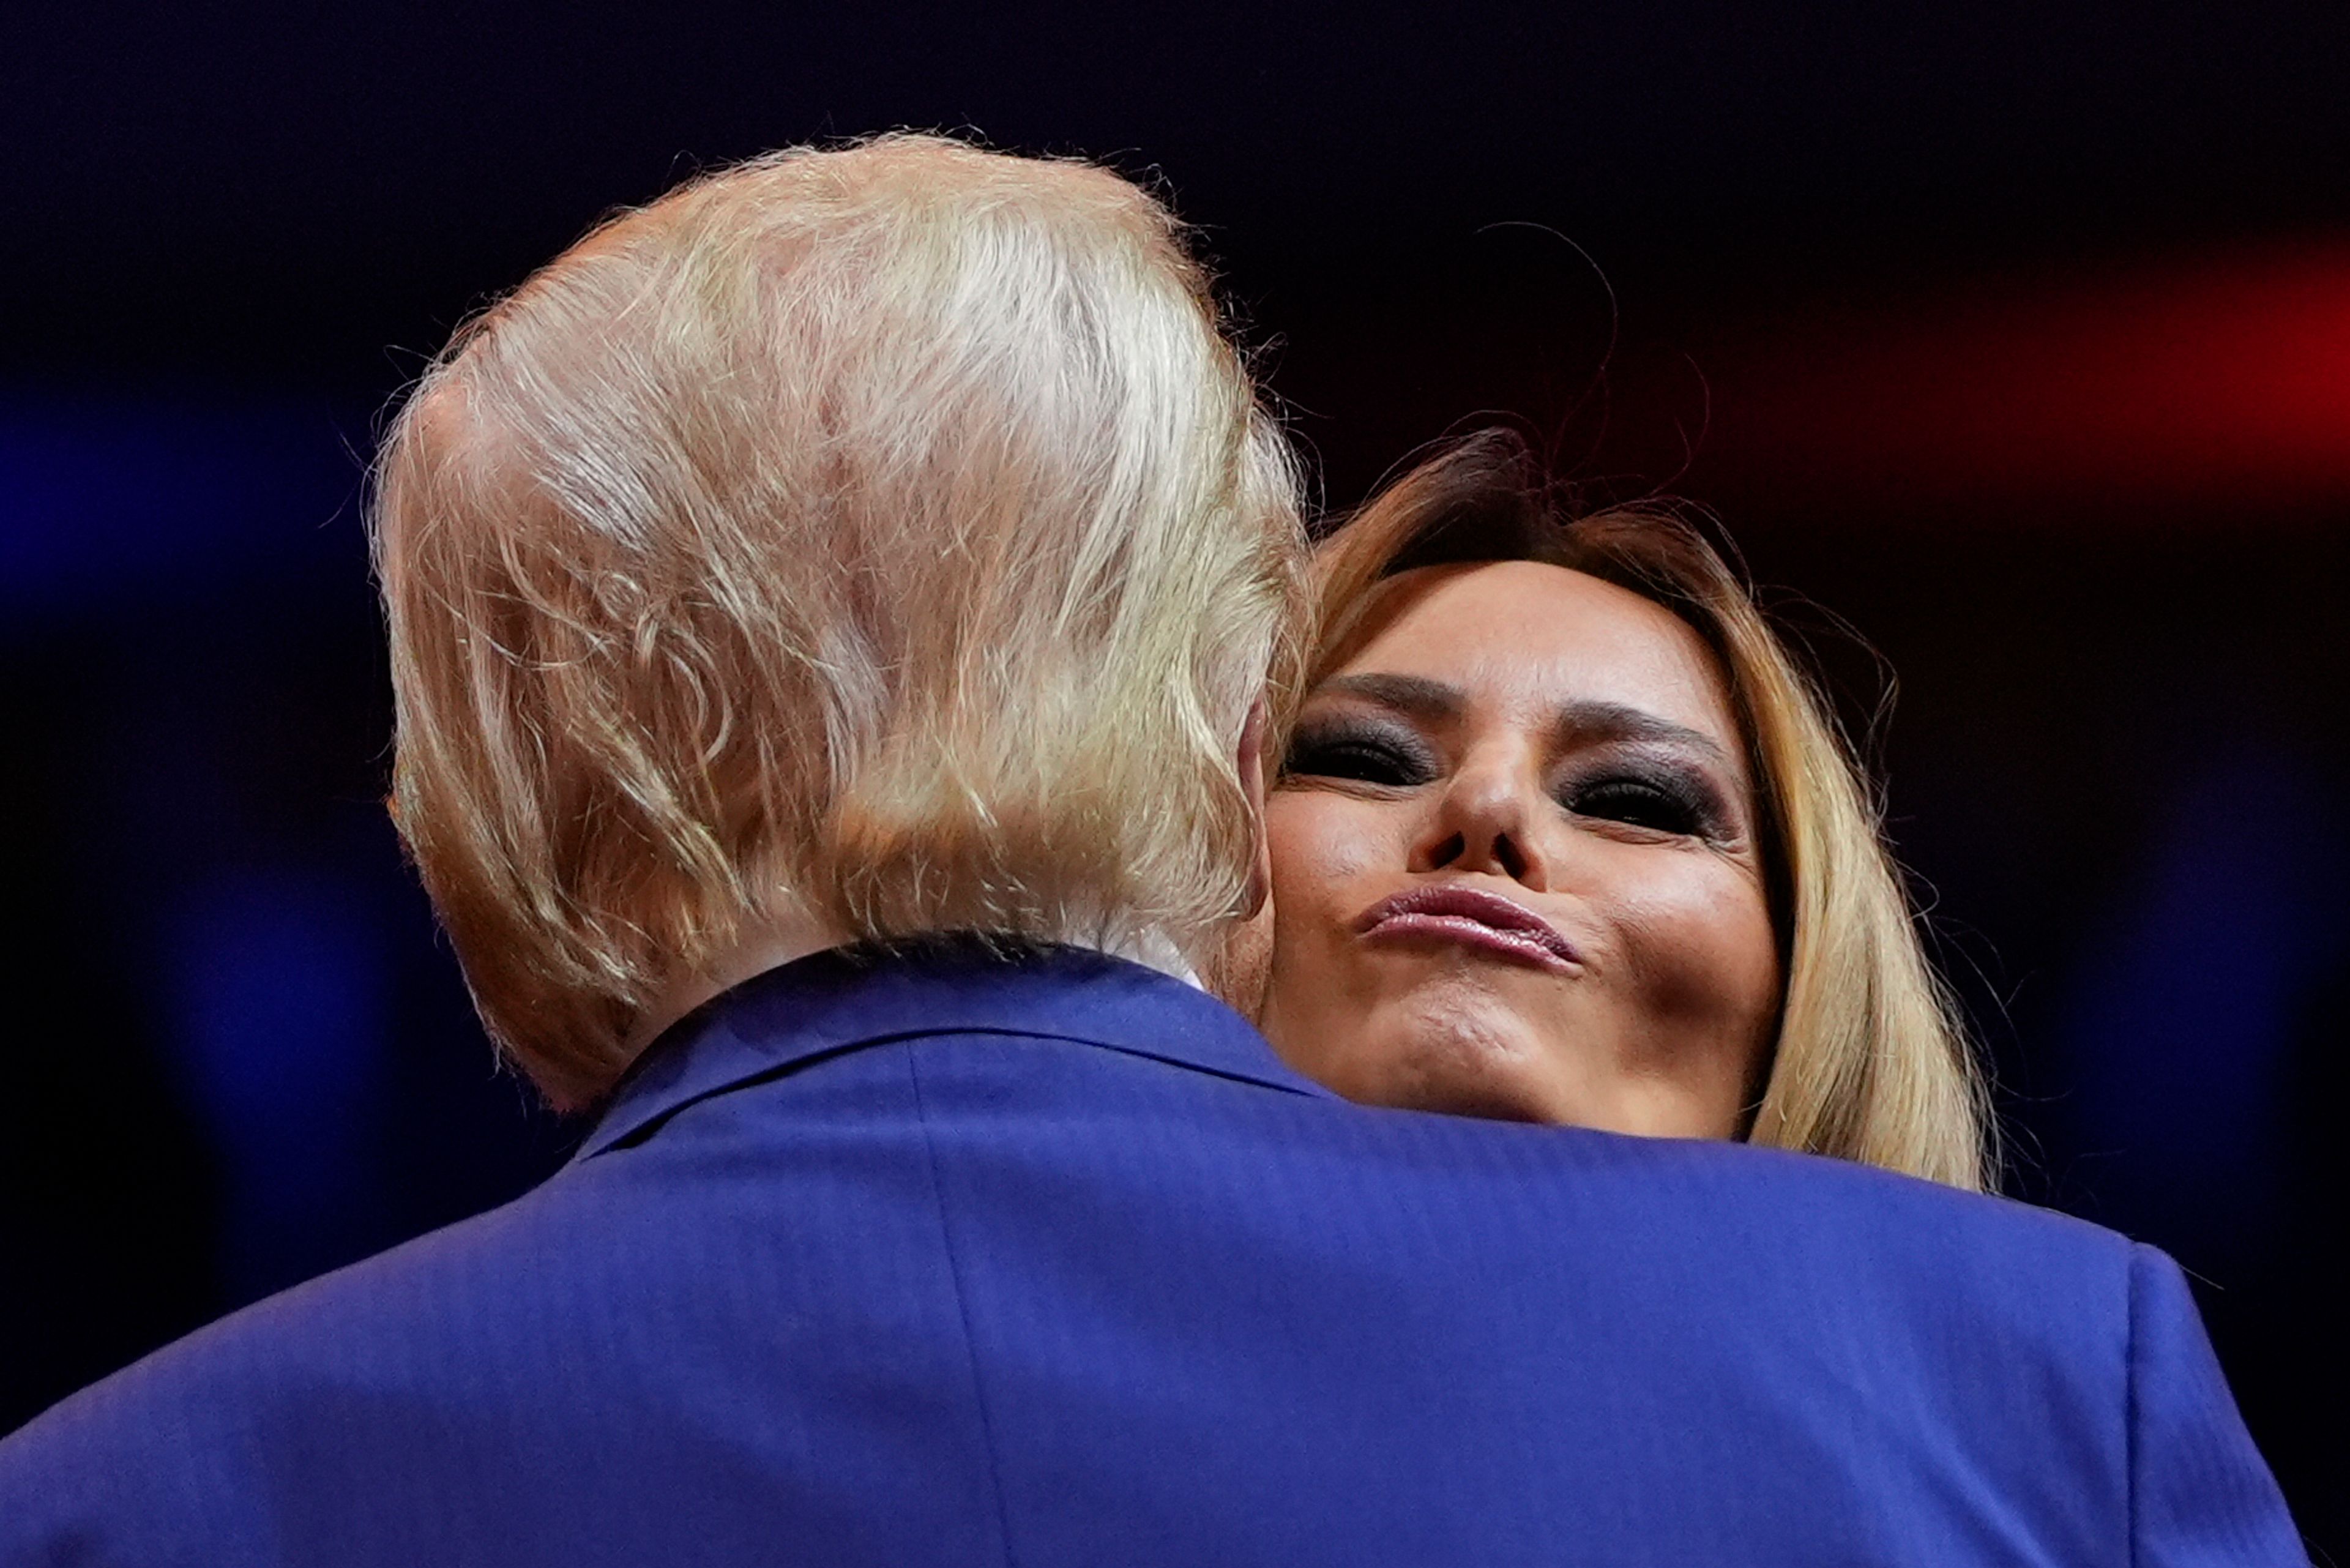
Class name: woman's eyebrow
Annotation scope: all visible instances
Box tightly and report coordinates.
[1314,672,1462,721]
[1553,700,1731,762]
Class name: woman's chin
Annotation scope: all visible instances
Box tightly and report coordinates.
[1389,1069,1564,1124]
[1263,958,1586,1113]
[1351,992,1589,1124]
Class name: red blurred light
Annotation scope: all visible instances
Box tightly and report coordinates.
[1706,245,2350,513]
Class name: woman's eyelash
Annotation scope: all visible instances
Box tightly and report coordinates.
[1282,725,1436,788]
[1559,770,1723,838]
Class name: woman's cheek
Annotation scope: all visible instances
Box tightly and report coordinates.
[1268,795,1400,920]
[1606,862,1779,1037]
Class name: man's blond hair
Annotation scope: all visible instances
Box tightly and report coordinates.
[372,135,1307,1108]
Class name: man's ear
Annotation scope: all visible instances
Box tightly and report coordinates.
[1198,695,1277,1020]
[1236,696,1272,920]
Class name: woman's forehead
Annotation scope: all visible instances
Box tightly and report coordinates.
[1330,560,1739,744]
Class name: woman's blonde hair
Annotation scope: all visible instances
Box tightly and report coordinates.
[1305,431,1991,1189]
[371,134,1307,1108]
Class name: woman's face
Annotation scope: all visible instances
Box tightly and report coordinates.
[1256,559,1780,1136]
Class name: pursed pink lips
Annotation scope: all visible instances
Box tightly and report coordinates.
[1354,886,1582,973]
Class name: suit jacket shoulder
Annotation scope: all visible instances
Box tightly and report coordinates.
[0,943,2303,1566]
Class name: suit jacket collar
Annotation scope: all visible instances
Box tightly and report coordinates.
[578,937,1334,1159]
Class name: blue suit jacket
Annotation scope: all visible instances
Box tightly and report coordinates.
[0,943,2303,1565]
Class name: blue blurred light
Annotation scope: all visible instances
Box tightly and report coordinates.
[0,395,362,618]
[2057,755,2344,1260]
[162,865,391,1304]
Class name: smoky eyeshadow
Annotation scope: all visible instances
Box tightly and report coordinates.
[1280,710,1442,788]
[1553,750,1738,842]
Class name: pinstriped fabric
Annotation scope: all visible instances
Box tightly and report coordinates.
[0,943,2303,1566]
[906,1034,1022,1568]
[2128,1246,2310,1565]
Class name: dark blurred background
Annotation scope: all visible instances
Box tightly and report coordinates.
[3,1,2343,1553]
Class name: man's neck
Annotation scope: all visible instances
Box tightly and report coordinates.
[625,910,846,1058]
[1104,926,1205,991]
[626,914,1205,1059]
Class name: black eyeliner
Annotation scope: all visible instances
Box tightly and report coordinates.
[1556,753,1734,842]
[1282,712,1441,787]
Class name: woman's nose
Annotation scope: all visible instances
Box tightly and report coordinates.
[1411,756,1548,889]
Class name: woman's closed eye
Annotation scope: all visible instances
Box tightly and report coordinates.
[1283,721,1438,788]
[1559,769,1723,839]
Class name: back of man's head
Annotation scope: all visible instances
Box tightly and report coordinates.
[372,134,1307,1107]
